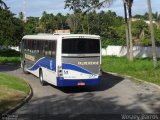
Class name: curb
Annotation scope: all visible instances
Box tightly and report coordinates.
[1,80,33,116]
[0,63,20,65]
[104,71,160,90]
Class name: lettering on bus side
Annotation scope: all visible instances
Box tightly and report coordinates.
[78,61,99,65]
[63,70,68,74]
[25,54,35,62]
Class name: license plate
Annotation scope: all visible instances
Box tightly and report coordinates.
[77,82,85,86]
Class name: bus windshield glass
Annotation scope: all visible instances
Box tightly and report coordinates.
[62,38,100,54]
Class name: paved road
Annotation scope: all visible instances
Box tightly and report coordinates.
[0,64,160,120]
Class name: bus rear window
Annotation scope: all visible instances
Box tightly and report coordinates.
[62,38,100,54]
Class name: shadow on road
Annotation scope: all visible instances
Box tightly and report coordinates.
[0,64,20,72]
[15,92,160,120]
[0,64,124,94]
[52,72,124,93]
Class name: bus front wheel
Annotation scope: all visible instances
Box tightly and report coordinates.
[39,69,47,86]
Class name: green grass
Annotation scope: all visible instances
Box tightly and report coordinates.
[0,49,20,63]
[102,56,160,85]
[0,73,30,113]
[0,57,20,64]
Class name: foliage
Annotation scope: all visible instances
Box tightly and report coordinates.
[0,8,24,47]
[132,20,147,38]
[102,56,160,85]
[0,49,20,57]
[39,12,69,33]
[134,12,159,21]
[65,0,101,13]
[1,0,160,47]
[0,57,20,63]
[154,27,160,46]
[24,17,40,34]
[0,49,20,63]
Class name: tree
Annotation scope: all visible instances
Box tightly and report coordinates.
[19,12,24,21]
[24,17,40,34]
[147,0,157,68]
[0,9,24,47]
[40,11,56,33]
[65,0,116,34]
[123,0,129,58]
[0,0,8,9]
[125,0,134,61]
[64,0,87,33]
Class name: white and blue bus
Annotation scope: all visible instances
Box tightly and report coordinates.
[21,33,102,87]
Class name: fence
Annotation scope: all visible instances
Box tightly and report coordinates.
[102,45,160,58]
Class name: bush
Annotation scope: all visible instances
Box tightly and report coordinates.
[0,49,20,57]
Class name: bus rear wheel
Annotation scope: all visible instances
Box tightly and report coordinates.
[39,69,47,86]
[22,62,29,74]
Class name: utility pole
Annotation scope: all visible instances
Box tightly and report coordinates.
[147,0,157,68]
[23,0,27,23]
[87,0,90,34]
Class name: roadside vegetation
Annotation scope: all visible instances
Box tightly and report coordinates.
[1,1,160,48]
[0,49,20,64]
[102,56,160,85]
[0,73,30,113]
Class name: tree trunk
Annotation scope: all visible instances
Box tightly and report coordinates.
[147,0,157,68]
[127,0,133,61]
[128,17,133,61]
[123,1,129,59]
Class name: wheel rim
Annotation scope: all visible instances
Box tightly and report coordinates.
[40,72,43,83]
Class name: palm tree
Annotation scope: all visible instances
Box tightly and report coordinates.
[125,0,134,61]
[123,0,129,59]
[147,0,157,68]
[0,0,8,9]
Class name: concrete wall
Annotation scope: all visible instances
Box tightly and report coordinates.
[102,45,160,58]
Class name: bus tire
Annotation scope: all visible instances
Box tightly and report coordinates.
[22,62,29,74]
[39,69,47,86]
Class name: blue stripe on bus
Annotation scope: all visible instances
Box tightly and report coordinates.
[57,76,101,87]
[62,63,92,74]
[28,57,56,71]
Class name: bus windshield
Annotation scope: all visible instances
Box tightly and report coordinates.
[62,38,100,54]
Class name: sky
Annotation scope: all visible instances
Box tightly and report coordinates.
[5,0,160,17]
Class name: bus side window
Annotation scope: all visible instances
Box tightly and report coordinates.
[24,39,28,52]
[52,41,56,58]
[33,40,37,54]
[45,41,49,56]
[24,39,26,51]
[39,40,43,55]
[26,40,29,52]
[48,41,52,57]
[41,41,44,56]
[28,40,30,52]
[37,41,40,54]
[31,40,34,53]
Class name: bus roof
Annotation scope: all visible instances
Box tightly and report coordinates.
[22,34,100,40]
